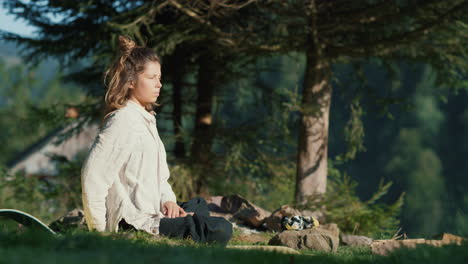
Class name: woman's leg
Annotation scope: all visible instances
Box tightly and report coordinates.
[177,196,210,217]
[159,214,233,246]
[159,197,233,245]
[117,197,210,233]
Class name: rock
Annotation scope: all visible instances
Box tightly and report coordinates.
[268,228,339,252]
[371,239,431,256]
[341,234,373,247]
[319,223,340,238]
[432,233,466,244]
[207,195,269,234]
[371,233,467,256]
[265,205,326,232]
[206,196,225,213]
[300,209,326,224]
[233,206,268,228]
[231,222,261,235]
[227,245,301,255]
[209,211,233,221]
[220,195,271,228]
[49,208,87,232]
[264,205,302,232]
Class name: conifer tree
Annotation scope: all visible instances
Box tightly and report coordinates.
[166,0,467,204]
[2,1,467,204]
[0,0,256,196]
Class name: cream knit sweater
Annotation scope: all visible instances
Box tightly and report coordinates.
[81,99,177,234]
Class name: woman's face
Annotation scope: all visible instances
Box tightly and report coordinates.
[128,61,162,106]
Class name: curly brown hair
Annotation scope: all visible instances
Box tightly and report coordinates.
[102,35,161,121]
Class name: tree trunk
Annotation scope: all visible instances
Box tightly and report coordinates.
[295,2,332,205]
[191,53,216,195]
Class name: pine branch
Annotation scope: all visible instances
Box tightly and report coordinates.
[166,0,296,52]
[320,1,457,38]
[106,1,171,31]
[320,0,395,28]
[326,1,468,59]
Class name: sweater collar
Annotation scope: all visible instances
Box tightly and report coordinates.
[125,99,157,123]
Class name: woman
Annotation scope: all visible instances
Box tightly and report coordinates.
[80,35,232,245]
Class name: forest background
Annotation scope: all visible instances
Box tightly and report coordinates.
[0,1,467,240]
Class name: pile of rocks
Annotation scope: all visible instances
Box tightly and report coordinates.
[206,194,325,232]
[207,195,467,254]
[370,233,466,255]
[206,194,339,252]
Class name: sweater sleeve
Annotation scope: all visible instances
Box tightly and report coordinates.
[159,140,177,207]
[81,111,134,232]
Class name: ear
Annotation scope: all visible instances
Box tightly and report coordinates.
[128,80,135,89]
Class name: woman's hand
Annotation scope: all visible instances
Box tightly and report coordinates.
[163,201,180,218]
[163,201,195,218]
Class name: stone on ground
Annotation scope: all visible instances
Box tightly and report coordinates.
[207,195,271,228]
[370,233,466,256]
[227,245,301,255]
[264,205,325,232]
[341,234,373,247]
[268,227,339,252]
[264,205,303,232]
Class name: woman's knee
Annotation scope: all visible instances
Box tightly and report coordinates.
[209,218,233,245]
[191,196,208,206]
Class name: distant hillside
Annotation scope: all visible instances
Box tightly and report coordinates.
[0,39,67,83]
[0,39,22,66]
[0,39,19,57]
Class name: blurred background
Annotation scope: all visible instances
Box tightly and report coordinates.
[0,1,466,239]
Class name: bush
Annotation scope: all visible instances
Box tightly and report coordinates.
[0,151,85,224]
[0,165,56,223]
[301,160,405,239]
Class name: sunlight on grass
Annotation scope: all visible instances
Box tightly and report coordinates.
[0,223,467,264]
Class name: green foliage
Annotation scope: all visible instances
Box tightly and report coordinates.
[167,162,196,202]
[0,152,85,224]
[0,166,48,214]
[335,97,367,163]
[209,146,296,211]
[303,161,405,238]
[385,90,446,238]
[453,196,468,237]
[46,153,86,211]
[199,55,303,210]
[0,58,87,165]
[2,0,467,241]
[0,228,467,264]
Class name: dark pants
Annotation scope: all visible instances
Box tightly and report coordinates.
[119,197,232,246]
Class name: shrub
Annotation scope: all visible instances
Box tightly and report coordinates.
[301,161,405,238]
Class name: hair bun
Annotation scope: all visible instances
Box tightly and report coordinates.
[118,35,137,55]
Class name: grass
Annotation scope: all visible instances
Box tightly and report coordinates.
[0,222,467,264]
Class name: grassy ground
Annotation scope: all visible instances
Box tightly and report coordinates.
[0,223,467,264]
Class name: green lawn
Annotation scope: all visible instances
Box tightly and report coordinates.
[0,225,467,264]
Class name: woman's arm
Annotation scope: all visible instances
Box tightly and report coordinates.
[81,112,133,231]
[159,142,177,208]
